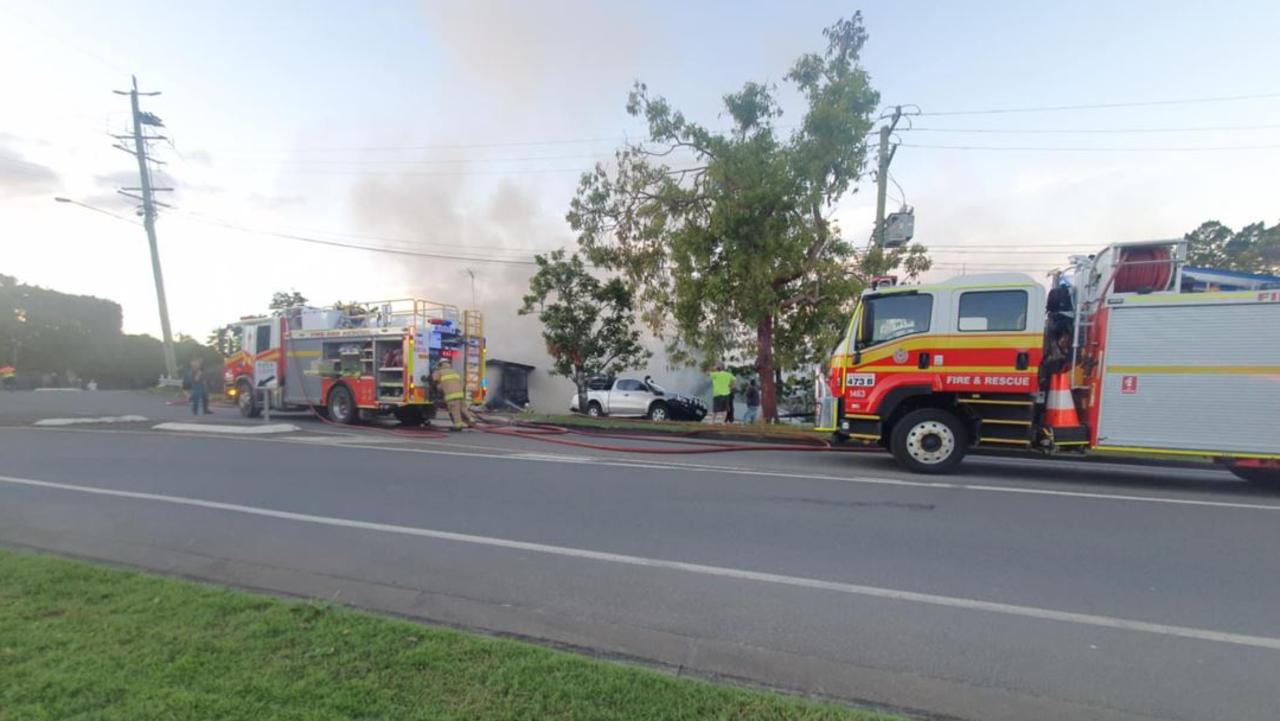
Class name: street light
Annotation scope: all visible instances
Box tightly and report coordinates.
[52,195,179,384]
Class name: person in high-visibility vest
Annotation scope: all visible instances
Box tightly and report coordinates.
[709,364,735,424]
[0,365,15,392]
[430,359,477,431]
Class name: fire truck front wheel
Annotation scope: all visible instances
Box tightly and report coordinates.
[236,380,260,418]
[890,408,967,474]
[327,384,358,424]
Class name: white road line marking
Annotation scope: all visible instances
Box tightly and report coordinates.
[10,426,1279,512]
[514,453,596,463]
[152,422,300,435]
[3,472,1279,652]
[291,439,1280,512]
[34,415,149,426]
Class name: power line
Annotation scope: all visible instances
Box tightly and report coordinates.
[240,163,707,178]
[215,135,638,154]
[906,123,1280,134]
[926,248,1092,255]
[222,151,701,167]
[901,142,1280,152]
[180,210,546,255]
[174,214,545,266]
[53,197,140,226]
[923,243,1095,249]
[917,92,1280,117]
[226,153,623,166]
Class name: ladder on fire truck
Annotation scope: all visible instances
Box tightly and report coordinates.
[463,310,485,401]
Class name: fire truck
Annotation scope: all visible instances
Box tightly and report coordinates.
[819,239,1280,486]
[222,299,485,425]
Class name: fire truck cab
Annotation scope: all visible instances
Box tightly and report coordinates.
[223,299,485,425]
[821,240,1280,485]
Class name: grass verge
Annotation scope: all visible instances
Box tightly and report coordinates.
[0,550,901,721]
[522,413,828,442]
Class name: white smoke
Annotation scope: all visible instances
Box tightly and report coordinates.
[346,169,715,411]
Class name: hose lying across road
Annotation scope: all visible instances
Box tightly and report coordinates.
[312,409,875,456]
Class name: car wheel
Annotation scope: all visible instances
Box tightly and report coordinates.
[889,408,967,474]
[237,380,260,418]
[647,402,668,422]
[327,384,358,425]
[587,401,603,417]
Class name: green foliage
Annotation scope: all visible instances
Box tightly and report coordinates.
[1184,219,1280,274]
[519,250,650,409]
[331,299,371,318]
[0,550,896,721]
[0,275,219,388]
[567,14,928,419]
[206,324,242,356]
[269,290,308,310]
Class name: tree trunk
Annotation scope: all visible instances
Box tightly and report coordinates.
[756,314,777,422]
[574,368,590,416]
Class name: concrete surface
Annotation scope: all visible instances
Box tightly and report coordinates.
[1,391,1277,721]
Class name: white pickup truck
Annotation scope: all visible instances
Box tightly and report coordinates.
[568,376,707,422]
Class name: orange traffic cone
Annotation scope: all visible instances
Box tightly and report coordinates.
[1044,371,1080,428]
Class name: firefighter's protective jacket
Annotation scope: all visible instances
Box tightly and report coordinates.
[431,364,465,402]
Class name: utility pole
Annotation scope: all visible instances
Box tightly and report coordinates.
[113,76,178,381]
[874,106,903,249]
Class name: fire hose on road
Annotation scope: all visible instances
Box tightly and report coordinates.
[312,409,875,456]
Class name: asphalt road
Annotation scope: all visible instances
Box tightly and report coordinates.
[2,391,1278,721]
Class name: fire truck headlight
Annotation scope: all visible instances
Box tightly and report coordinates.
[227,387,238,398]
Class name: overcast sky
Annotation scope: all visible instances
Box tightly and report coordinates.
[2,0,1278,348]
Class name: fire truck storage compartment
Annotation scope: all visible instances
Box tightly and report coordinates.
[282,338,372,407]
[375,339,405,399]
[1096,299,1280,454]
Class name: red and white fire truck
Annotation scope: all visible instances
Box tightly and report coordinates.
[222,299,485,425]
[819,239,1280,485]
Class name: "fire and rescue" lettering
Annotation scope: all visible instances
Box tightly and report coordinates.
[944,375,1032,388]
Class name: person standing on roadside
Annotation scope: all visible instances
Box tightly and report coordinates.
[743,379,760,424]
[709,364,734,424]
[185,358,212,415]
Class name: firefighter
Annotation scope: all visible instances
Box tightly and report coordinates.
[1038,317,1074,391]
[431,359,477,431]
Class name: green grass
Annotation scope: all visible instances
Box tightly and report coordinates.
[0,550,901,721]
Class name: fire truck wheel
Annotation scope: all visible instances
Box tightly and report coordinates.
[890,408,967,474]
[1229,465,1280,488]
[236,381,260,418]
[327,384,358,425]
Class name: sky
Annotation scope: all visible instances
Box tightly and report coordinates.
[2,0,1279,389]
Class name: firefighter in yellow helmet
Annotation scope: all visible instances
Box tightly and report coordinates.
[430,358,477,431]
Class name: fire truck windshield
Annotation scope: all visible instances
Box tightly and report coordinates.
[863,292,933,347]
